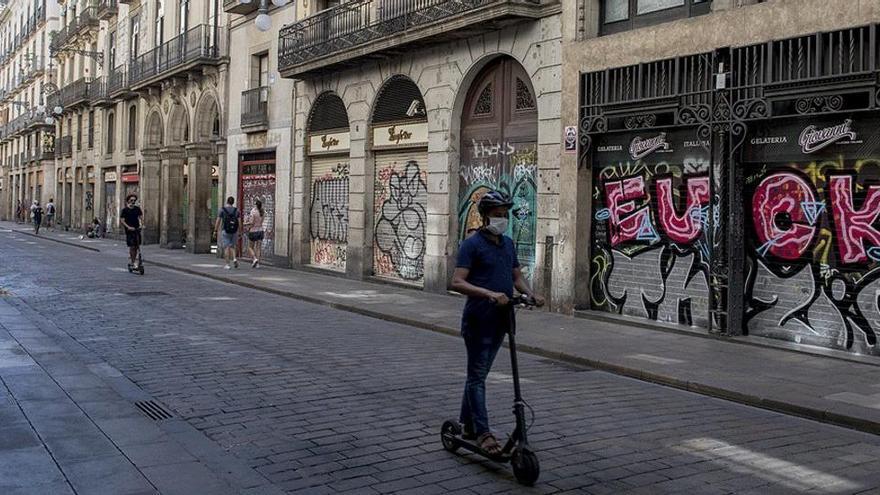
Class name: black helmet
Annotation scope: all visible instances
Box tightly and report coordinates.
[477,190,513,216]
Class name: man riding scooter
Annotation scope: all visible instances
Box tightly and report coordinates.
[450,190,544,456]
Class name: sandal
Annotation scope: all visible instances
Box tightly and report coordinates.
[477,432,502,456]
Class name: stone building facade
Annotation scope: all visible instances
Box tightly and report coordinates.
[277,0,564,296]
[564,0,880,356]
[0,0,58,221]
[224,0,295,262]
[49,0,226,252]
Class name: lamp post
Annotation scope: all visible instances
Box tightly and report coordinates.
[240,0,290,32]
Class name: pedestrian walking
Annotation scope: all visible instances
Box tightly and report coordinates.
[45,199,55,229]
[214,196,240,270]
[15,200,23,224]
[30,201,43,235]
[244,199,265,268]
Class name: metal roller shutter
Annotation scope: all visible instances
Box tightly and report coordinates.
[372,149,429,285]
[309,155,349,270]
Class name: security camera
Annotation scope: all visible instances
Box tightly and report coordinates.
[406,99,424,118]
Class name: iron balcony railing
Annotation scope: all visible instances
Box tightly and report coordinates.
[90,76,109,103]
[129,24,225,87]
[241,86,269,127]
[59,77,93,108]
[108,67,130,95]
[75,7,100,36]
[57,136,73,157]
[50,24,75,51]
[277,0,537,70]
[97,0,118,19]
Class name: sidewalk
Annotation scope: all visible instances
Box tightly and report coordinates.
[7,221,880,437]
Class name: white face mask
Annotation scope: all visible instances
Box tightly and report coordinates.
[486,216,509,235]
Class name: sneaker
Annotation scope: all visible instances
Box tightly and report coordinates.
[252,259,258,268]
[233,259,239,269]
[224,264,231,270]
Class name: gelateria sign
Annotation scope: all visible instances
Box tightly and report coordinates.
[308,131,350,155]
[372,122,428,149]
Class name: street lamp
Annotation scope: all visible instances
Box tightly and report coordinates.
[239,0,290,32]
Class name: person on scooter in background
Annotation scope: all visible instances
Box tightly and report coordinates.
[450,190,544,457]
[120,194,144,267]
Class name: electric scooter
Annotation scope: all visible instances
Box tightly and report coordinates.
[440,295,540,486]
[127,229,145,276]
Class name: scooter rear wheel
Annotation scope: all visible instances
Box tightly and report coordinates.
[511,448,540,486]
[440,420,461,453]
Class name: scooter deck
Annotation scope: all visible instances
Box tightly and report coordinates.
[444,434,512,463]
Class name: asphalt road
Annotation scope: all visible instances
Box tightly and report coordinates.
[2,229,880,494]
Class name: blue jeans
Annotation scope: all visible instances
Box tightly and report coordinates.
[460,330,505,437]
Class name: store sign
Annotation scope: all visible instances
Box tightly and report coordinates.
[121,173,139,183]
[799,119,857,154]
[309,131,350,155]
[104,171,118,182]
[372,122,428,149]
[630,133,670,160]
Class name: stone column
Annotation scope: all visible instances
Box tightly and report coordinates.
[185,143,214,254]
[159,146,186,249]
[214,140,227,258]
[140,149,161,244]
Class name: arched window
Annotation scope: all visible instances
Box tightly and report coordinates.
[106,113,115,154]
[127,105,137,151]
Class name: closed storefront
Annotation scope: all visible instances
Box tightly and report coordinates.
[372,132,429,284]
[459,56,539,281]
[307,93,351,272]
[239,152,276,257]
[743,115,880,355]
[103,170,118,237]
[369,77,429,285]
[121,165,139,206]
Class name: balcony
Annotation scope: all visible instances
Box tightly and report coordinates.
[50,24,75,52]
[76,7,100,35]
[90,77,111,106]
[97,0,118,20]
[241,86,269,129]
[57,136,73,158]
[225,0,260,15]
[108,67,135,98]
[59,77,93,109]
[278,0,551,77]
[129,25,226,90]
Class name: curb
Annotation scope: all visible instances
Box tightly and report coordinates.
[146,259,880,437]
[9,229,101,252]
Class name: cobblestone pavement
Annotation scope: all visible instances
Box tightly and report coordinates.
[3,231,880,494]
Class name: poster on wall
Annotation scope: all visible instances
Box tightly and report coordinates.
[589,128,712,328]
[742,114,880,355]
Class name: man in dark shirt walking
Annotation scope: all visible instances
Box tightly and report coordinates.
[120,194,144,266]
[450,190,544,456]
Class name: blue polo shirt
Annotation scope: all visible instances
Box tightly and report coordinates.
[457,230,520,336]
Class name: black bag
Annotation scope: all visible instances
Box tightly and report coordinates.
[221,207,239,234]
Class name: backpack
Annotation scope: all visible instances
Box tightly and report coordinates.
[47,204,55,215]
[221,207,239,234]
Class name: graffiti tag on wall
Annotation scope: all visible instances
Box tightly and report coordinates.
[743,116,880,355]
[310,162,349,270]
[590,131,712,328]
[374,161,427,282]
[458,140,538,281]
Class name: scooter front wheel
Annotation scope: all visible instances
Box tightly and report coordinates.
[440,420,461,453]
[511,448,540,486]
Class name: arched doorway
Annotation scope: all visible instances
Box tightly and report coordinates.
[458,57,539,281]
[370,76,429,285]
[307,92,351,271]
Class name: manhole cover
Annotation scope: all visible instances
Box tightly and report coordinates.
[124,291,170,297]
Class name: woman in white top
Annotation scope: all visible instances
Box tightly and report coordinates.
[244,199,265,268]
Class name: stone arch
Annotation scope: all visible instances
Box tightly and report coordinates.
[193,92,222,142]
[369,75,427,125]
[166,104,190,146]
[145,109,164,148]
[307,91,350,134]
